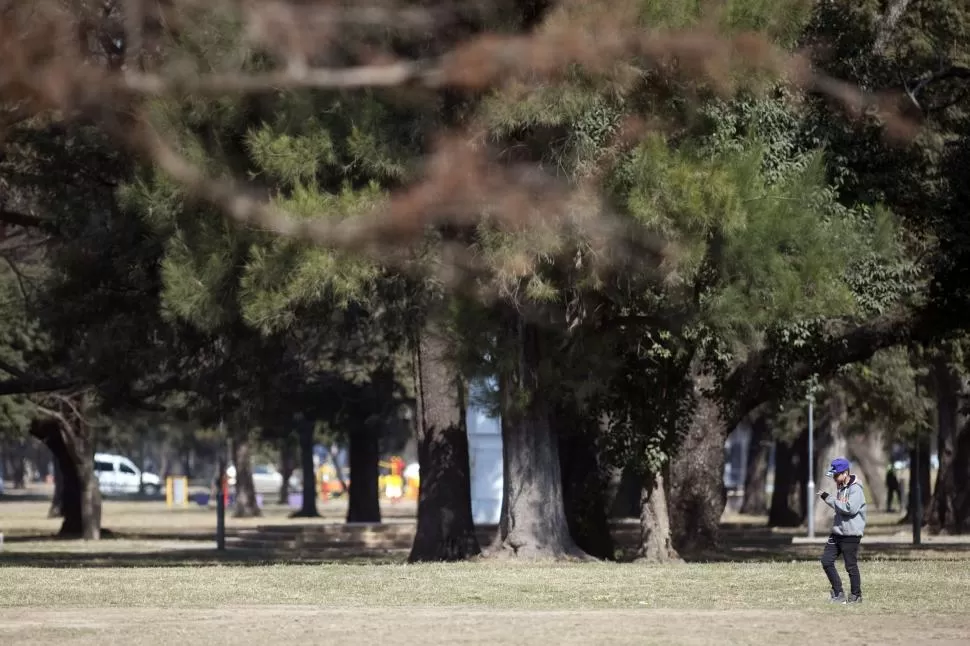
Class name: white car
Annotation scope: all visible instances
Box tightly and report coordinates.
[94,452,162,496]
[226,463,300,494]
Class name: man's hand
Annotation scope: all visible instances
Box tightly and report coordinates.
[819,491,830,501]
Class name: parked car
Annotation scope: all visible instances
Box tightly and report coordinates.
[94,452,162,496]
[226,463,300,494]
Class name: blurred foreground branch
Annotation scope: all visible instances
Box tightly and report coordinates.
[0,0,924,278]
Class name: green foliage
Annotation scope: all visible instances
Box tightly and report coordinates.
[610,133,862,346]
[637,0,814,46]
[0,271,44,433]
[245,122,337,188]
[463,2,926,473]
[239,186,383,333]
[840,347,934,444]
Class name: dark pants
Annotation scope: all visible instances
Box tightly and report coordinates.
[821,534,861,596]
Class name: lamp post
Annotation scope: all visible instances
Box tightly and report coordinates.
[807,392,815,539]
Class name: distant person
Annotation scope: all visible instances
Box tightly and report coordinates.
[818,457,867,605]
[885,464,902,513]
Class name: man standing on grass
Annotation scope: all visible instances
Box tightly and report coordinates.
[818,457,867,605]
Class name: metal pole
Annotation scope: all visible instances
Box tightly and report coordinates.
[913,439,922,546]
[807,395,815,539]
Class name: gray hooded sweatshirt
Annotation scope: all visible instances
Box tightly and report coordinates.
[824,474,867,537]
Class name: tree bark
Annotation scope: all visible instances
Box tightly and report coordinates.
[489,313,586,559]
[769,433,804,527]
[933,420,970,533]
[31,417,101,539]
[740,413,771,515]
[847,424,888,510]
[926,360,961,532]
[277,435,296,506]
[669,382,727,553]
[636,470,680,563]
[232,436,261,518]
[813,394,850,532]
[292,419,320,518]
[557,405,614,560]
[408,318,480,562]
[902,439,931,524]
[346,421,381,523]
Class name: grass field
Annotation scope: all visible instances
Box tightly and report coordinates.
[2,561,969,645]
[2,491,970,645]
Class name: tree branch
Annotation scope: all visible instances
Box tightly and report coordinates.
[121,61,436,97]
[0,253,34,307]
[0,209,58,233]
[0,357,29,380]
[0,377,82,396]
[900,63,970,112]
[0,358,83,396]
[724,308,932,422]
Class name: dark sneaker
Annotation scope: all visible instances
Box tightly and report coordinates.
[846,594,862,604]
[830,591,846,603]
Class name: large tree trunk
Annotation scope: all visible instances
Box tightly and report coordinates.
[346,421,381,523]
[277,435,296,506]
[636,469,680,563]
[557,406,614,560]
[292,419,320,518]
[31,418,101,539]
[793,428,809,521]
[933,420,970,533]
[489,314,585,559]
[232,437,261,518]
[408,319,480,562]
[902,438,931,524]
[813,394,850,532]
[926,361,962,532]
[669,382,727,553]
[768,434,804,527]
[740,413,771,515]
[848,424,888,510]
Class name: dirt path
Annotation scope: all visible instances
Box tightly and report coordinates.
[2,606,967,645]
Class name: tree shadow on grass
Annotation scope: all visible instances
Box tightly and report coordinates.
[6,520,969,568]
[0,529,233,543]
[680,527,970,563]
[0,547,409,568]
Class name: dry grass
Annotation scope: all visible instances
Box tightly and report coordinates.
[2,494,970,644]
[1,560,969,645]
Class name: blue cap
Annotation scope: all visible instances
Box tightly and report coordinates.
[826,457,851,477]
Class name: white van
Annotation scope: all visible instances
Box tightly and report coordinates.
[94,453,162,496]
